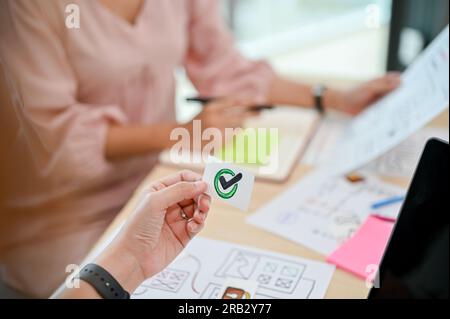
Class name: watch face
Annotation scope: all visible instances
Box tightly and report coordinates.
[313,85,326,113]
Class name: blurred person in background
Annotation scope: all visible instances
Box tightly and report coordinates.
[0,0,400,298]
[0,63,212,299]
[0,58,46,298]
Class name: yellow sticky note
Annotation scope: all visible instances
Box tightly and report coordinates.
[218,128,280,166]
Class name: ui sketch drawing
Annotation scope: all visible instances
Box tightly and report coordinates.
[247,172,405,255]
[131,237,335,299]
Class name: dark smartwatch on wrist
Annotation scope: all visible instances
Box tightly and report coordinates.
[313,84,327,114]
[78,263,130,299]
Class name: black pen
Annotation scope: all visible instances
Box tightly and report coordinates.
[186,97,274,112]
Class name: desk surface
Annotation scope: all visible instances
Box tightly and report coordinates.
[91,110,448,299]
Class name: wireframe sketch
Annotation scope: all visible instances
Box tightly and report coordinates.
[143,268,189,293]
[248,173,405,255]
[131,238,335,300]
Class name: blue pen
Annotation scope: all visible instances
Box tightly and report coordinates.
[371,196,406,210]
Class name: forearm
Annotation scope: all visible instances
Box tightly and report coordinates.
[105,123,185,160]
[56,279,102,299]
[268,75,343,109]
[56,242,145,299]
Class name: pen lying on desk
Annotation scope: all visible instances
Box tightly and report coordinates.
[186,97,275,112]
[371,195,406,210]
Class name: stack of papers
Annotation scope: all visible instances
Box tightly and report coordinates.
[247,172,405,255]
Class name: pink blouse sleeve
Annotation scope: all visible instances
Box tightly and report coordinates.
[0,1,128,186]
[184,0,275,104]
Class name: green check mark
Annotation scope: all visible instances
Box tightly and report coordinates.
[214,169,243,199]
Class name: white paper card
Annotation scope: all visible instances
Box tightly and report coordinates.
[203,161,255,211]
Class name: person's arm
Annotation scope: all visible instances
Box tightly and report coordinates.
[268,73,401,115]
[267,76,315,108]
[105,72,401,161]
[57,242,145,298]
[104,98,257,160]
[56,170,211,299]
[1,1,146,182]
[2,1,202,165]
[105,123,183,160]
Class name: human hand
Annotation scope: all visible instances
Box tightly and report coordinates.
[96,170,211,292]
[192,97,259,133]
[326,73,401,115]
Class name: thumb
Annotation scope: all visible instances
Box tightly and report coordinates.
[151,181,207,211]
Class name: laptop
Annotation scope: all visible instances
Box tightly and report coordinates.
[369,138,449,299]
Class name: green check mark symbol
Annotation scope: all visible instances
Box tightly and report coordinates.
[214,169,242,199]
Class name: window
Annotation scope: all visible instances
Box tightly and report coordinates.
[224,0,392,57]
[222,0,393,82]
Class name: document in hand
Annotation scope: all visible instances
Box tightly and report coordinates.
[324,26,449,175]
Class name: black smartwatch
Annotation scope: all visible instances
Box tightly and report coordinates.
[313,84,327,114]
[78,263,130,299]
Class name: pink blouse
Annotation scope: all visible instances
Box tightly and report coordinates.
[0,0,274,297]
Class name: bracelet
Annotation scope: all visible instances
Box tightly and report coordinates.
[78,263,130,299]
[313,84,327,114]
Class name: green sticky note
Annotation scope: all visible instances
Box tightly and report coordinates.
[218,128,280,166]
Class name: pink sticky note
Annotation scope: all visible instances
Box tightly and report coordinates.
[327,216,394,280]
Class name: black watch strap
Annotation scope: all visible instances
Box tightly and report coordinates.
[78,263,130,299]
[313,84,327,114]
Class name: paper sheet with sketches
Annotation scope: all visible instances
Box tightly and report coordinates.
[247,172,405,255]
[303,118,449,179]
[365,127,449,178]
[323,26,449,175]
[301,112,350,166]
[131,237,335,299]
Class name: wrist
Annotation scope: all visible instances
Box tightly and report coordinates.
[95,241,145,294]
